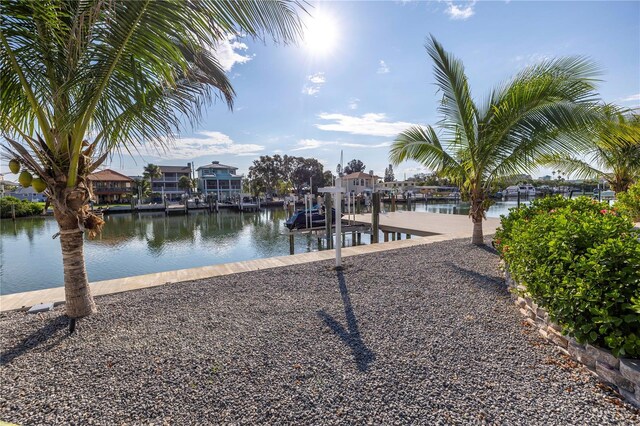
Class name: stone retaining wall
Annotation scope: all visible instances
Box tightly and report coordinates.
[505,269,640,409]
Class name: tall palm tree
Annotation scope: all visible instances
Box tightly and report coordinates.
[178,175,195,195]
[542,108,640,193]
[390,35,601,245]
[143,163,162,195]
[1,0,303,318]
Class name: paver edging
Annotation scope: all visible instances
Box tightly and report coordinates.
[504,265,640,408]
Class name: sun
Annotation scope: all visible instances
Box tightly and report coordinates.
[303,12,338,56]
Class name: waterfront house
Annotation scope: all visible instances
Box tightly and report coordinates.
[197,161,242,201]
[341,172,380,195]
[88,169,134,204]
[7,186,47,202]
[152,165,193,200]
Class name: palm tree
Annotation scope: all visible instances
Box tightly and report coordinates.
[143,164,162,195]
[178,175,195,195]
[132,178,150,201]
[1,0,303,318]
[390,35,601,245]
[542,108,640,193]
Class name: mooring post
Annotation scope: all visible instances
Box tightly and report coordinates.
[289,233,294,255]
[357,232,362,245]
[384,232,389,242]
[351,231,356,245]
[396,232,401,240]
[371,192,380,244]
[517,190,521,209]
[317,237,322,250]
[11,203,16,221]
[391,194,396,212]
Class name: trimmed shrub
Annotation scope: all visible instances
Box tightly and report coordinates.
[616,181,640,222]
[0,196,44,218]
[495,196,640,357]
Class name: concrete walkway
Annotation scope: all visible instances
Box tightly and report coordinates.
[351,211,501,237]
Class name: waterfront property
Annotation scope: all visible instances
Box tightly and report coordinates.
[341,171,380,195]
[197,161,243,201]
[5,185,46,202]
[87,169,134,204]
[152,164,193,200]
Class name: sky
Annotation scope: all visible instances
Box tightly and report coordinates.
[5,0,640,180]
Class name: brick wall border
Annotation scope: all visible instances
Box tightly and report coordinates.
[505,268,640,408]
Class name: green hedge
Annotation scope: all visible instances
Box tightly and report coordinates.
[495,196,640,357]
[616,181,640,222]
[0,196,44,218]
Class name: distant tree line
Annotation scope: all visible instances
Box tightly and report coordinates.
[246,155,333,197]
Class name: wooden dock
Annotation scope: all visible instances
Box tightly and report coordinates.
[351,211,501,238]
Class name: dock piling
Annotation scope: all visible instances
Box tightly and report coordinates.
[371,192,380,244]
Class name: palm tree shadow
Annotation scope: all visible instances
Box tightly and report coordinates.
[317,270,376,372]
[0,315,69,366]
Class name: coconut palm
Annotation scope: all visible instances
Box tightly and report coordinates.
[542,108,640,193]
[178,175,195,195]
[1,0,303,318]
[143,163,162,194]
[390,35,601,245]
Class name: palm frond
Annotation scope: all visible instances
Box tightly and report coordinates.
[390,125,462,177]
[425,35,478,155]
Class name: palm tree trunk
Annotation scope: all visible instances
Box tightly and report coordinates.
[53,205,96,318]
[470,195,485,245]
[471,218,484,245]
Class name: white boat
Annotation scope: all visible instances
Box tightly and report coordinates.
[504,184,536,197]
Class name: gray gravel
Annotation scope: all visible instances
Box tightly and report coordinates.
[1,237,638,425]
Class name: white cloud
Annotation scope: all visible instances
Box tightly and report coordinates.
[210,35,252,72]
[342,142,391,148]
[308,72,326,84]
[302,86,321,96]
[316,113,419,137]
[348,98,360,110]
[144,131,264,159]
[377,60,390,74]
[302,72,326,96]
[292,139,338,151]
[621,93,640,103]
[445,1,476,20]
[513,52,551,65]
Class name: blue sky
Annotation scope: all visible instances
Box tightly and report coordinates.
[16,1,640,179]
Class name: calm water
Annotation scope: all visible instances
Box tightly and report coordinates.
[0,201,523,295]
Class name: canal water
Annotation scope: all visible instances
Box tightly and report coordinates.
[1,200,525,295]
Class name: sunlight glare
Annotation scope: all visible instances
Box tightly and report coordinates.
[303,12,339,56]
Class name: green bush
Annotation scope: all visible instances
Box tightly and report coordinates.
[495,196,640,357]
[0,196,44,218]
[616,181,640,222]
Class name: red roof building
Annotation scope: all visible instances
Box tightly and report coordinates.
[88,169,134,204]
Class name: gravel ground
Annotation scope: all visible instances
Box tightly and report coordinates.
[1,237,638,425]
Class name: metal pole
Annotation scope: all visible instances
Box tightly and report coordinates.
[335,177,342,268]
[517,190,521,209]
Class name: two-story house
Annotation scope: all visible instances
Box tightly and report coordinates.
[88,169,134,204]
[341,172,381,195]
[197,161,242,201]
[151,164,193,200]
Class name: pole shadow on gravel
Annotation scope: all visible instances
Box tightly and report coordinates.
[0,315,69,366]
[317,270,376,372]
